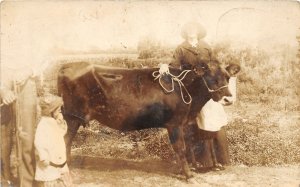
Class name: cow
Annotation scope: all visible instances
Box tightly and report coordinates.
[57,60,240,179]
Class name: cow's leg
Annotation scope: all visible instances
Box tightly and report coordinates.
[167,125,192,179]
[184,123,203,170]
[64,119,81,163]
[189,145,197,168]
[189,144,204,171]
[185,135,197,170]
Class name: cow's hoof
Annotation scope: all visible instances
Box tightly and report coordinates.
[179,166,193,179]
[183,170,194,180]
[184,170,194,180]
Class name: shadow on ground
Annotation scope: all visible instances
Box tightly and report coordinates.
[70,155,184,179]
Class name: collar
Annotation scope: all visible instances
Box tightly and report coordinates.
[179,41,197,55]
[180,41,210,56]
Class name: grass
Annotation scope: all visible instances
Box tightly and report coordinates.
[214,42,300,165]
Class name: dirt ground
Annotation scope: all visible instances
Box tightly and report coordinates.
[67,103,300,187]
[70,155,300,187]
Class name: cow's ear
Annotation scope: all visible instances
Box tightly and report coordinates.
[226,63,241,76]
[193,63,208,76]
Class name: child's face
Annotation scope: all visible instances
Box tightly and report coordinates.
[53,107,63,121]
[186,32,198,47]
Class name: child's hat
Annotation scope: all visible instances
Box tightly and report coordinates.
[40,95,63,116]
[181,21,207,40]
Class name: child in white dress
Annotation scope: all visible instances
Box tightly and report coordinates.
[34,95,73,187]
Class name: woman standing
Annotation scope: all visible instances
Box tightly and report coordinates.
[167,21,230,169]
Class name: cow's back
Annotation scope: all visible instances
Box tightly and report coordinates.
[58,63,187,131]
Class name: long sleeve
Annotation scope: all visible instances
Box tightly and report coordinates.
[169,46,183,69]
[197,40,212,62]
[34,118,50,161]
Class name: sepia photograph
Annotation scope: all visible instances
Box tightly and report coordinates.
[1,1,299,186]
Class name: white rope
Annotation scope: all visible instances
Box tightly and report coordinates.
[201,77,228,93]
[152,70,192,104]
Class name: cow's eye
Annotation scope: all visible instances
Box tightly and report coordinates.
[207,78,218,85]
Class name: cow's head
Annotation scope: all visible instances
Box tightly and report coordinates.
[193,60,240,105]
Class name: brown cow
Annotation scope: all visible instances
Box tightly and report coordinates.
[57,60,239,179]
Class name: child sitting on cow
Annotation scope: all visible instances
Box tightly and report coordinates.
[34,95,73,187]
[159,21,235,171]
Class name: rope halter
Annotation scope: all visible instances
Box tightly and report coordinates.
[201,77,229,93]
[153,69,230,105]
[152,69,192,104]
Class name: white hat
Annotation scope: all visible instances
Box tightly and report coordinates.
[40,95,63,116]
[181,22,207,40]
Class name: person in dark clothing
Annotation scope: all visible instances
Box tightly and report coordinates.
[160,21,230,170]
[1,96,14,186]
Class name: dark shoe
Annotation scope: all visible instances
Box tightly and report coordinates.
[212,163,225,171]
[194,165,212,173]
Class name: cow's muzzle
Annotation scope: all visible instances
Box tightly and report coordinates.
[219,96,234,106]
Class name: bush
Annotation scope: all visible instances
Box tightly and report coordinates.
[137,36,173,60]
[213,42,300,165]
[213,42,300,109]
[227,115,300,166]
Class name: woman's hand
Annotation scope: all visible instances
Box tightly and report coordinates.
[159,64,170,75]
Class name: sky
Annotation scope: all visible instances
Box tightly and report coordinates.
[1,1,299,68]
